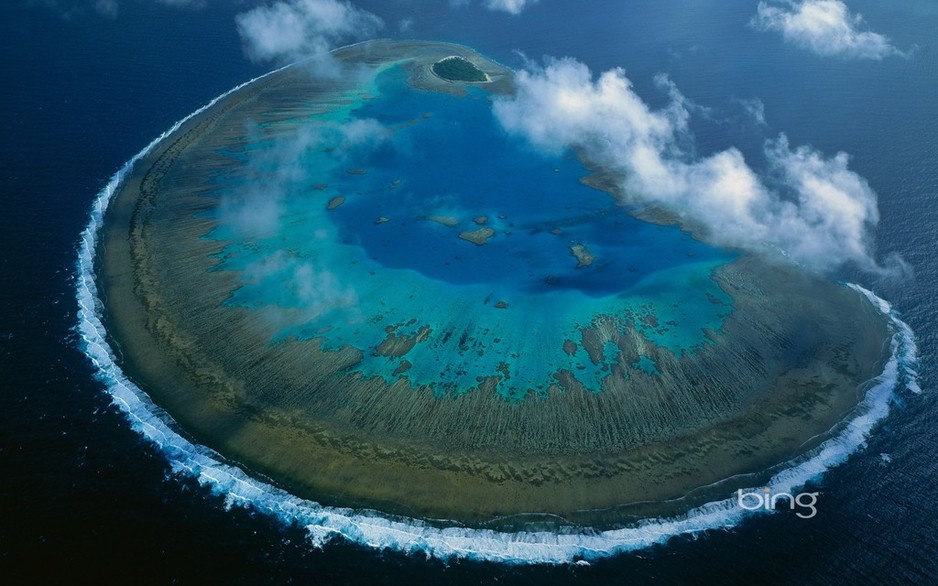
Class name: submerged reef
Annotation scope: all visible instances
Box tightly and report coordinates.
[569,243,595,268]
[459,227,496,245]
[99,40,891,528]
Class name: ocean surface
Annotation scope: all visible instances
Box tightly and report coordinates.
[2,0,937,583]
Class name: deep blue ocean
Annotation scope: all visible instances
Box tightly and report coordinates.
[2,0,937,583]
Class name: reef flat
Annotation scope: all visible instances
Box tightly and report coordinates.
[99,40,891,527]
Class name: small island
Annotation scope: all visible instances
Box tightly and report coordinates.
[431,56,489,82]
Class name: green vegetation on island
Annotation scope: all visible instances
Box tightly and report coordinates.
[432,56,488,82]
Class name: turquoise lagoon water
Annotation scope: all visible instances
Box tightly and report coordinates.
[209,65,734,400]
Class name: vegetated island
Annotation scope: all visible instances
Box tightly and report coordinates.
[431,56,489,82]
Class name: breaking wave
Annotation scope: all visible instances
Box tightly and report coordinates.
[74,75,921,565]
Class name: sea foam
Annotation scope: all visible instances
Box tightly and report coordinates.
[75,73,922,565]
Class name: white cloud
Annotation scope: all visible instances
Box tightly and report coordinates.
[30,0,203,19]
[216,125,309,238]
[493,58,900,274]
[216,117,394,319]
[94,0,117,18]
[752,0,899,59]
[235,0,383,69]
[242,251,358,319]
[484,0,539,15]
[736,97,767,126]
[218,118,391,239]
[155,0,204,6]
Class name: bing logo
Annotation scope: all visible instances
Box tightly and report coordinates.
[737,487,819,519]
